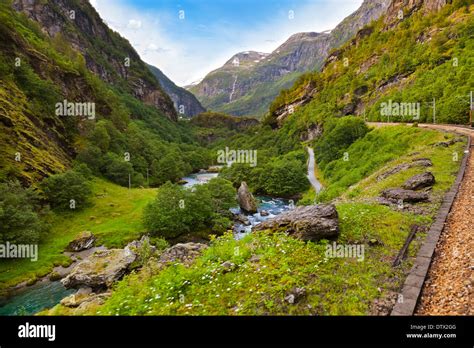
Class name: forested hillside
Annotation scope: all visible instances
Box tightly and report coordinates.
[266,0,473,132]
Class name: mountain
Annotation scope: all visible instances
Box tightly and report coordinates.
[147,64,206,117]
[0,0,195,184]
[189,0,391,117]
[12,0,176,120]
[265,0,472,132]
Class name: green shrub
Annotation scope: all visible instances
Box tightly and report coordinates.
[143,179,236,239]
[260,158,310,197]
[0,181,50,244]
[41,170,92,211]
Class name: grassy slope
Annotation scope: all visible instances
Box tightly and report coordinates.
[0,179,156,293]
[45,126,465,315]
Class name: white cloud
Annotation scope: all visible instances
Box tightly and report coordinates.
[127,19,142,30]
[89,0,362,86]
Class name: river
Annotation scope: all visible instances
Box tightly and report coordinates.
[0,280,74,316]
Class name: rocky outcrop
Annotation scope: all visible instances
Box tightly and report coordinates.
[434,137,464,147]
[61,248,136,289]
[385,0,451,28]
[402,172,435,190]
[60,287,111,313]
[377,158,433,181]
[254,204,339,242]
[237,182,258,214]
[381,188,429,203]
[60,239,206,292]
[66,231,95,252]
[59,287,110,309]
[190,112,259,130]
[158,243,208,265]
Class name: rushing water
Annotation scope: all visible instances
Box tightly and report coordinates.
[183,171,293,239]
[182,171,219,188]
[0,280,74,316]
[231,196,292,240]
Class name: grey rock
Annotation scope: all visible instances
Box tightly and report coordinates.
[234,214,250,225]
[125,235,157,257]
[61,249,136,289]
[66,231,96,252]
[158,243,208,265]
[254,204,339,242]
[434,137,464,147]
[237,182,258,214]
[220,261,236,273]
[381,188,429,203]
[285,287,306,304]
[249,255,261,263]
[402,172,435,190]
[377,158,432,182]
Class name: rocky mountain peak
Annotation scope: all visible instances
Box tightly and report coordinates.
[224,51,270,68]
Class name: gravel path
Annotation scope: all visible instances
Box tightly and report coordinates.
[416,133,473,315]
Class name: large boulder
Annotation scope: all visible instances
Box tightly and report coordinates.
[381,188,429,203]
[158,242,208,265]
[237,182,258,214]
[61,248,136,289]
[402,172,435,190]
[66,231,95,252]
[254,204,339,242]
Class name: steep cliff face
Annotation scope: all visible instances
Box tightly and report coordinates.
[385,0,451,26]
[12,0,177,120]
[147,64,205,117]
[190,0,390,117]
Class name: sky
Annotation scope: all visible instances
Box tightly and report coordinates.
[90,0,363,86]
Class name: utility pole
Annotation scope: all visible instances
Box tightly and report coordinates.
[470,91,473,127]
[430,98,436,124]
[128,173,131,190]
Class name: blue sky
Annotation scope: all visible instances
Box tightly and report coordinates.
[90,0,362,86]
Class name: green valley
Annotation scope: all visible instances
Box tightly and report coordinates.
[0,0,472,323]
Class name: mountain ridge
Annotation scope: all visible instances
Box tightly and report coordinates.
[190,0,391,117]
